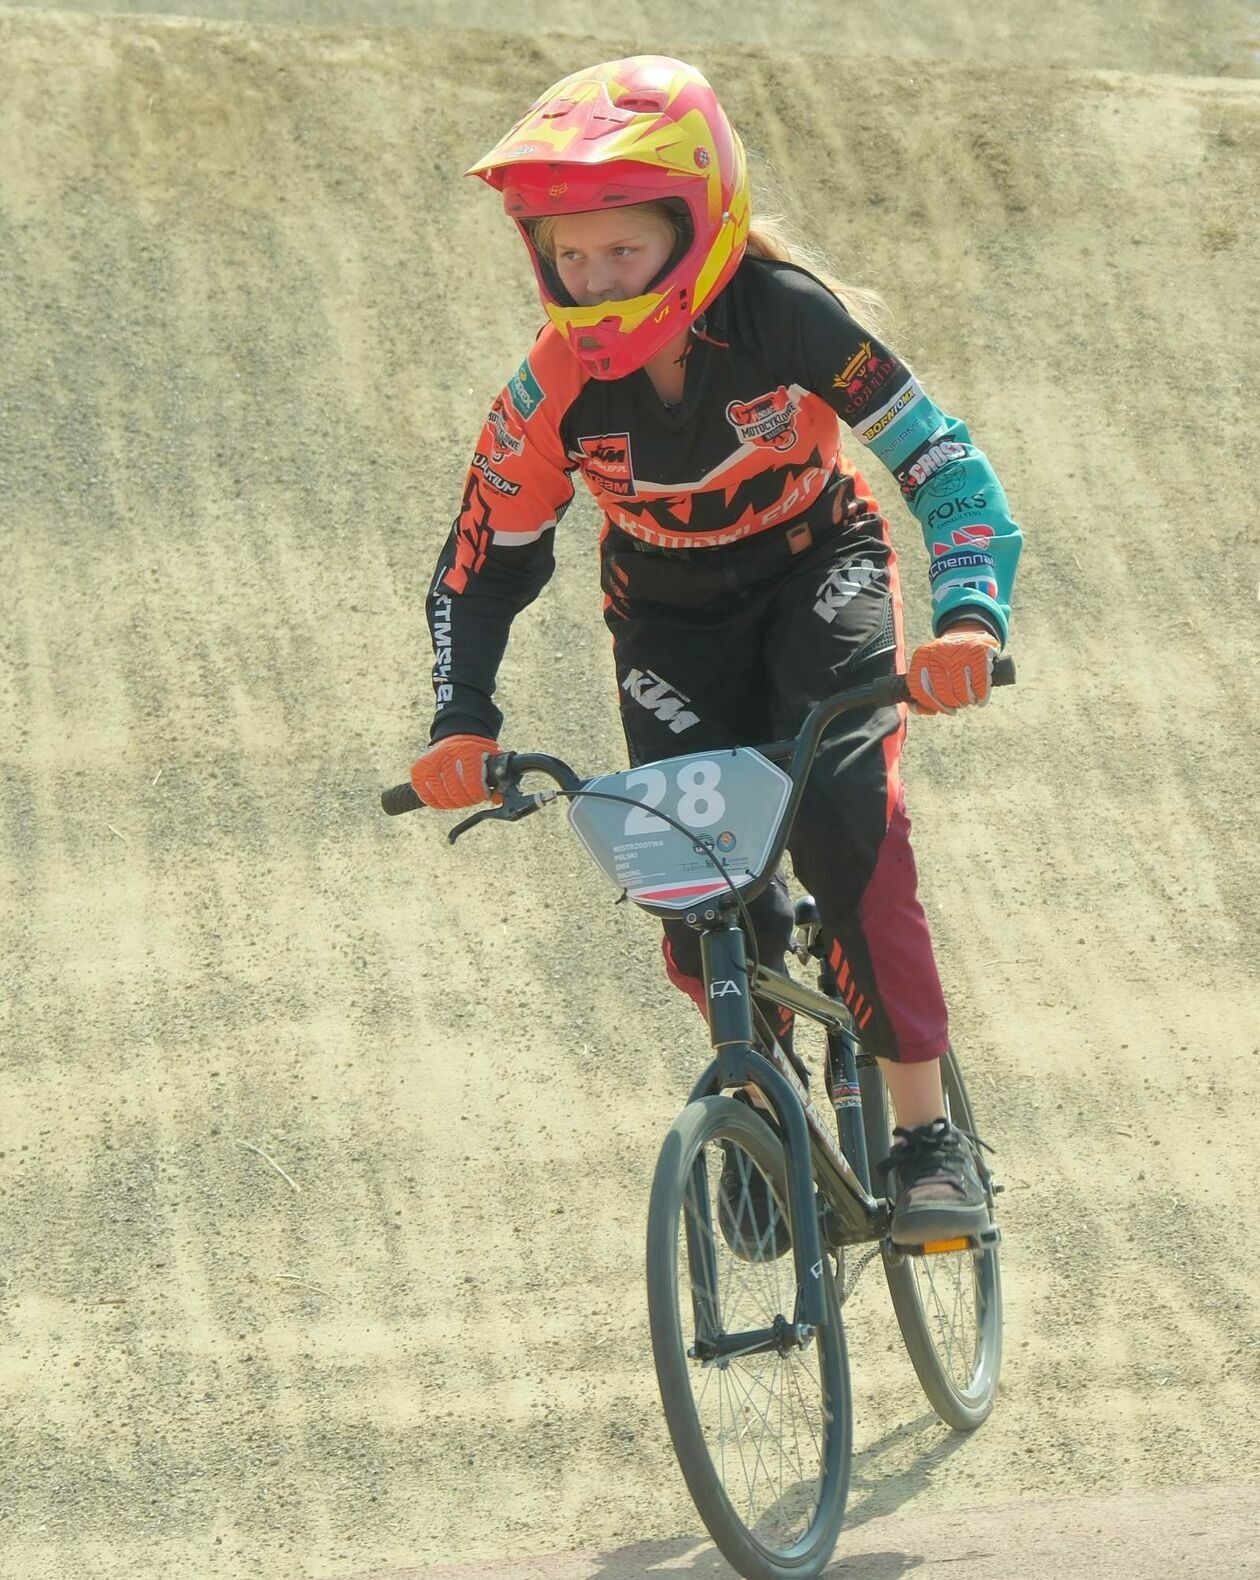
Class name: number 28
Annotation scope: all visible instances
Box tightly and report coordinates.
[624,760,726,834]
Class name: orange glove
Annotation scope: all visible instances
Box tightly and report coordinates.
[907,622,1000,715]
[410,734,500,810]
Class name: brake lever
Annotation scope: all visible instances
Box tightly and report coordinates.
[447,785,561,844]
[447,807,503,844]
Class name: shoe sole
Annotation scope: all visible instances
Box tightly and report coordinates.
[890,1202,991,1247]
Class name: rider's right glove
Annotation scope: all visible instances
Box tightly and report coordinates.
[410,734,500,810]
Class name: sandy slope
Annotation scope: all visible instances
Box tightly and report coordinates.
[1,8,1258,1578]
[1,0,1259,76]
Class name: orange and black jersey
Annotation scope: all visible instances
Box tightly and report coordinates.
[427,256,1022,742]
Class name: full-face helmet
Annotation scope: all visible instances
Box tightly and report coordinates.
[467,56,750,379]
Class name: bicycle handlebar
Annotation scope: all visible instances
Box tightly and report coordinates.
[380,656,1016,823]
[378,750,584,818]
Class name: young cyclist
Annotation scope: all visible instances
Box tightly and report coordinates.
[409,56,1022,1248]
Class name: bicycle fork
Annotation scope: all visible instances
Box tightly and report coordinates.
[688,923,832,1337]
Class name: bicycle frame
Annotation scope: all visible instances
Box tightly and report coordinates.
[382,659,1016,1340]
[683,916,888,1334]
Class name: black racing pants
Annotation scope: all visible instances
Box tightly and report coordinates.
[600,483,949,1064]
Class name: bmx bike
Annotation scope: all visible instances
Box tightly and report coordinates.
[383,658,1012,1580]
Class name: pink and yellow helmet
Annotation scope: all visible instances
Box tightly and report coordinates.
[467,56,751,380]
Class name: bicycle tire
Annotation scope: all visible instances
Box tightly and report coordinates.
[859,1047,1003,1430]
[647,1095,851,1580]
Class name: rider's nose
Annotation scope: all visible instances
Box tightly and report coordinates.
[586,264,618,300]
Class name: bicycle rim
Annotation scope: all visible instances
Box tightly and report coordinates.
[860,1049,1003,1429]
[647,1095,851,1579]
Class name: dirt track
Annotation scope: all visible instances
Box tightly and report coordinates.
[2,5,1259,1578]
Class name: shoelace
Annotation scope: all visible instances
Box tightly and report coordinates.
[874,1117,994,1183]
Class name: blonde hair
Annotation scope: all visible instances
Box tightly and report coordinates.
[528,202,888,336]
[745,215,889,337]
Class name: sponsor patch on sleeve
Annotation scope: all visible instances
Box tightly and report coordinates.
[831,340,902,418]
[929,548,997,584]
[507,357,546,422]
[485,395,526,462]
[471,452,522,496]
[932,569,1000,604]
[853,378,922,445]
[896,437,970,496]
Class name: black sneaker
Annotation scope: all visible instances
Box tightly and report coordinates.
[877,1118,991,1247]
[717,1105,792,1264]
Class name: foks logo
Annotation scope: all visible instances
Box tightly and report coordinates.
[926,493,988,529]
[726,386,799,451]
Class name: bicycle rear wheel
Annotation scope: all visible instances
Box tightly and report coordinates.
[859,1047,1003,1430]
[646,1095,851,1580]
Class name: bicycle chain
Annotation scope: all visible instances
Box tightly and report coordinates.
[839,1244,882,1306]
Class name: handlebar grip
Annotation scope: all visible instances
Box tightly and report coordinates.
[872,652,1017,711]
[381,781,424,816]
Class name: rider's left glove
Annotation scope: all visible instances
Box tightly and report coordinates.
[410,733,501,810]
[907,622,1001,716]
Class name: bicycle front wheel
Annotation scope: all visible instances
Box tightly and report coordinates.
[646,1095,851,1580]
[859,1047,1003,1429]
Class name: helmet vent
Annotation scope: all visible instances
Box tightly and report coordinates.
[615,94,668,113]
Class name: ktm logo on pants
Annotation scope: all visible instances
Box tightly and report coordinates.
[814,559,880,623]
[621,668,700,733]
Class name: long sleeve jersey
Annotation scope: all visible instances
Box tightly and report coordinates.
[426,256,1022,742]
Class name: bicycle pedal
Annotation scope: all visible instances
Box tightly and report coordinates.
[882,1223,1001,1262]
[919,1235,974,1256]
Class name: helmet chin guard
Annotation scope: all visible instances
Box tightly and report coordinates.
[468,57,750,379]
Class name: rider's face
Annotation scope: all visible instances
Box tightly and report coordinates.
[550,207,676,306]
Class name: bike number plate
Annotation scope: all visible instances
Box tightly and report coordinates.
[567,747,792,912]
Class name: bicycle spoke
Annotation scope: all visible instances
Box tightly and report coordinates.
[723,1345,821,1530]
[676,1139,827,1543]
[914,1253,978,1388]
[650,1098,850,1569]
[868,1050,1002,1425]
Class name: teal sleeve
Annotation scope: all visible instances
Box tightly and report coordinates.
[764,262,1023,645]
[852,381,1023,645]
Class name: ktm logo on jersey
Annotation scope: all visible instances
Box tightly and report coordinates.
[726,386,799,451]
[577,432,635,497]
